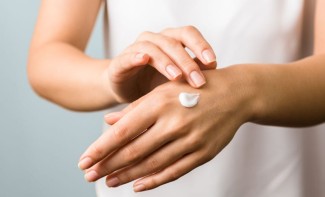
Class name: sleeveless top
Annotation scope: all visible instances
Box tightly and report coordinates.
[96,0,325,196]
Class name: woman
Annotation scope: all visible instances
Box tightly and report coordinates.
[28,0,325,196]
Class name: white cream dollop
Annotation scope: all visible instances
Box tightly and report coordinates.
[178,92,200,108]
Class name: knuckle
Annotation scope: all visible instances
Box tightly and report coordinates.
[112,124,129,142]
[151,101,164,113]
[161,27,173,34]
[164,120,188,138]
[179,57,197,71]
[135,40,153,51]
[167,168,181,181]
[151,93,168,110]
[90,144,104,158]
[123,144,139,164]
[119,171,133,183]
[152,83,167,92]
[137,31,153,41]
[145,158,160,171]
[194,39,209,49]
[202,153,214,163]
[160,128,176,142]
[200,147,215,162]
[165,37,181,48]
[97,162,111,174]
[186,135,204,148]
[182,25,198,34]
[159,91,171,102]
[146,177,159,189]
[174,115,191,128]
[126,101,137,112]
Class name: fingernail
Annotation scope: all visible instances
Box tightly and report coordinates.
[106,177,120,187]
[84,170,98,182]
[136,53,145,59]
[202,50,216,63]
[78,157,92,170]
[104,113,118,119]
[134,183,146,192]
[190,71,206,87]
[166,65,182,79]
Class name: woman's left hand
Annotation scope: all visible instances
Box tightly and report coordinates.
[79,66,259,192]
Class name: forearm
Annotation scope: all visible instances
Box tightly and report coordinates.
[28,42,116,111]
[251,54,325,126]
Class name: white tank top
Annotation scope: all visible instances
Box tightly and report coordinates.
[96,1,325,196]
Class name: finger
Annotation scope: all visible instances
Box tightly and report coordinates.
[78,103,156,171]
[104,112,123,125]
[104,94,148,125]
[109,52,150,83]
[87,119,187,182]
[136,31,206,88]
[105,138,196,187]
[194,57,212,70]
[132,152,205,192]
[125,41,183,81]
[161,26,217,68]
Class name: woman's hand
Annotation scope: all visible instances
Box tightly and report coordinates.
[79,66,259,191]
[103,26,217,103]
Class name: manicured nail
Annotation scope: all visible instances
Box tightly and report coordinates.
[166,65,182,79]
[202,50,216,63]
[104,113,118,119]
[136,53,145,60]
[190,71,206,87]
[78,157,92,170]
[84,170,98,182]
[134,184,146,192]
[106,177,120,187]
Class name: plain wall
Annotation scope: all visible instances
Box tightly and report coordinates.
[0,1,105,196]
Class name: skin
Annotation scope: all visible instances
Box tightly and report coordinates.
[28,0,325,194]
[78,0,325,193]
[28,0,216,111]
[80,57,325,192]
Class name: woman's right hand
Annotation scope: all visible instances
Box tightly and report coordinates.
[103,26,217,103]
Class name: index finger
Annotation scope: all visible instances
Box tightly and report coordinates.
[161,26,217,68]
[78,103,156,170]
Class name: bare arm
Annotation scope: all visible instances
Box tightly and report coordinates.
[28,1,216,111]
[252,55,325,126]
[79,1,325,191]
[253,0,325,126]
[28,0,114,111]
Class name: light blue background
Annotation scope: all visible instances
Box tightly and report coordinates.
[0,1,105,196]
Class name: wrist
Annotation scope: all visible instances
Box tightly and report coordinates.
[234,63,285,124]
[232,65,263,123]
[210,65,264,124]
[98,59,121,106]
[233,64,266,123]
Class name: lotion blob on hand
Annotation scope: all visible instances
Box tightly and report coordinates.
[178,92,200,108]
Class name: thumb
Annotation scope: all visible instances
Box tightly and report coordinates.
[109,52,150,82]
